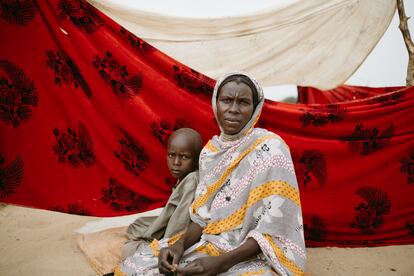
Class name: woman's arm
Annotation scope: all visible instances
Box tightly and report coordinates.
[216,237,261,272]
[176,238,260,275]
[176,221,204,250]
[158,222,203,274]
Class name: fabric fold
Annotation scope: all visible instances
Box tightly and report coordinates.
[88,0,395,88]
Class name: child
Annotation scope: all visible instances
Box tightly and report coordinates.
[121,128,202,258]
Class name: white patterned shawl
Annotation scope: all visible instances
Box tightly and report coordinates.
[189,72,306,275]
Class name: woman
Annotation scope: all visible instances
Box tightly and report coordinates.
[116,72,306,276]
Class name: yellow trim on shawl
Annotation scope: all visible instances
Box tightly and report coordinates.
[240,269,267,276]
[168,231,184,246]
[114,266,126,276]
[149,232,184,256]
[192,134,277,213]
[148,239,159,256]
[264,234,305,276]
[195,242,222,256]
[203,181,300,234]
[204,140,219,153]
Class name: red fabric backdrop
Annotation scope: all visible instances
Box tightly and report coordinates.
[1,0,414,247]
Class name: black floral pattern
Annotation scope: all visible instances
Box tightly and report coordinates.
[340,123,394,155]
[292,149,327,187]
[92,51,143,100]
[115,128,149,176]
[51,204,91,216]
[101,178,151,212]
[304,215,327,242]
[300,104,349,127]
[406,220,414,235]
[58,0,103,33]
[350,186,391,234]
[150,118,192,147]
[368,90,406,106]
[120,26,155,55]
[52,121,96,168]
[45,50,91,98]
[0,60,38,128]
[0,154,24,199]
[399,148,414,184]
[0,0,37,26]
[173,65,214,96]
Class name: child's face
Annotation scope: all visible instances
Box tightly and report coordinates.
[167,134,197,181]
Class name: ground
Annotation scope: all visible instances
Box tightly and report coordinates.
[0,203,413,276]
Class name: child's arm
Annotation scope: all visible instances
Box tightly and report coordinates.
[163,173,197,238]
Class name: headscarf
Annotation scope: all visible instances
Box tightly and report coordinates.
[212,71,265,141]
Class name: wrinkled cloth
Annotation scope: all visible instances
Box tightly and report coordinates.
[297,85,405,104]
[188,128,306,275]
[88,0,395,89]
[78,227,128,275]
[122,171,198,257]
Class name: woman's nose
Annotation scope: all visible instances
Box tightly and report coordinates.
[228,102,239,113]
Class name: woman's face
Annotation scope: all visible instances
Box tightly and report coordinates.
[216,81,255,135]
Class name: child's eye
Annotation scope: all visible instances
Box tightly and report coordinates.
[181,155,188,160]
[168,153,174,158]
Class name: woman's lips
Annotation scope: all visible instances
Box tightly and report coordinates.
[224,118,240,124]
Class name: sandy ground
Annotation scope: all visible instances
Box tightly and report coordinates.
[1,203,414,276]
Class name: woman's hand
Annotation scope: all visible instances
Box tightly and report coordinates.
[176,238,261,275]
[158,222,204,274]
[158,241,184,274]
[176,256,221,276]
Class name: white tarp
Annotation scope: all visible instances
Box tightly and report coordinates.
[88,0,395,89]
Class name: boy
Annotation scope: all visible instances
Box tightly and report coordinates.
[121,128,202,258]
